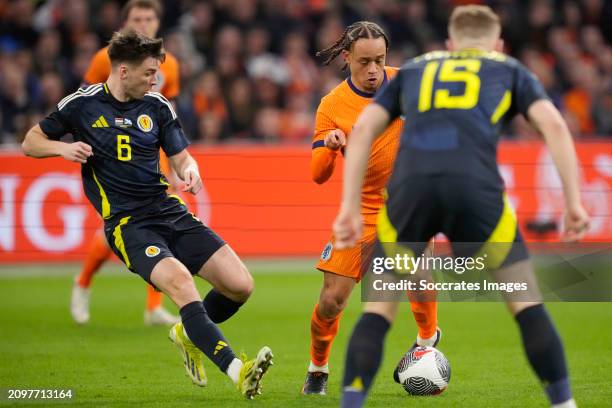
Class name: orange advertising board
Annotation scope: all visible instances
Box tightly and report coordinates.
[0,142,610,262]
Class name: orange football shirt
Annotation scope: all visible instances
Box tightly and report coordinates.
[311,66,403,225]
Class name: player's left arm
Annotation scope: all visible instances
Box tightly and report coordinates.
[527,101,589,241]
[155,92,196,191]
[514,63,589,241]
[168,149,202,194]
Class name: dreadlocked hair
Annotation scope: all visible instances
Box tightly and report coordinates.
[316,21,389,70]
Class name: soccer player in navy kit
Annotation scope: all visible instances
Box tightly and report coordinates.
[22,30,272,399]
[333,5,589,408]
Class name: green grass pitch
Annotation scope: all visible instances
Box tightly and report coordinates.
[1,261,611,407]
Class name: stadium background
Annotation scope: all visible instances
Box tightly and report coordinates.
[1,1,611,407]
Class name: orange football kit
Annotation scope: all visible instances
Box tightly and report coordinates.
[309,67,437,367]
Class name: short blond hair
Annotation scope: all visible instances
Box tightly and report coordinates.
[448,5,501,41]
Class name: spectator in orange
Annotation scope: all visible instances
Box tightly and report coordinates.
[563,61,600,135]
[192,70,227,121]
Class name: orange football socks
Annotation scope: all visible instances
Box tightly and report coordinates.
[76,232,113,288]
[310,303,342,367]
[409,300,438,340]
[146,285,163,311]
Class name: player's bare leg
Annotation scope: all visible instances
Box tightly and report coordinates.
[150,258,201,307]
[144,284,180,326]
[302,272,355,395]
[197,244,253,305]
[318,272,356,319]
[491,259,542,315]
[152,258,208,386]
[494,259,576,408]
[73,229,179,326]
[152,257,272,398]
[196,244,254,325]
[196,246,273,397]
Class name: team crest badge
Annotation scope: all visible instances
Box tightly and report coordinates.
[145,245,160,257]
[137,114,153,132]
[321,242,333,261]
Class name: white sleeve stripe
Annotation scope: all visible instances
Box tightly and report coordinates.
[58,84,102,109]
[58,88,101,111]
[58,85,103,111]
[146,92,177,120]
[147,91,171,104]
[146,92,176,118]
[57,84,101,107]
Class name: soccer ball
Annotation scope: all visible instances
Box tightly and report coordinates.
[395,346,451,396]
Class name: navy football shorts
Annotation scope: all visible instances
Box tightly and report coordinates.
[378,174,528,268]
[104,195,225,284]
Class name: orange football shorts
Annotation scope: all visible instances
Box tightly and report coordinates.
[315,223,377,282]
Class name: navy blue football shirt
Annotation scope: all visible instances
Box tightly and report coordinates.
[39,83,189,219]
[374,50,549,185]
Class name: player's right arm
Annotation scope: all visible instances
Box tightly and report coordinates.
[22,93,93,163]
[22,124,92,163]
[311,101,346,184]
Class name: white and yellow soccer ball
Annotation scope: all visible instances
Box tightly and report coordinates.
[395,346,451,396]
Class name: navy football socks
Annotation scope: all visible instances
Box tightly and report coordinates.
[515,304,572,405]
[180,301,236,372]
[341,312,390,408]
[202,289,244,323]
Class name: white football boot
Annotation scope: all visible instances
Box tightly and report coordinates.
[70,279,90,324]
[145,306,181,326]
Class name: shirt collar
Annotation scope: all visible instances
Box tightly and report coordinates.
[346,69,388,98]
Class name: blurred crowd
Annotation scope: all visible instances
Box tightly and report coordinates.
[0,0,610,145]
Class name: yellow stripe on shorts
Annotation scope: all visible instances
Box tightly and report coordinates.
[112,216,132,268]
[377,203,397,243]
[92,169,111,219]
[476,193,517,269]
[376,199,416,274]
